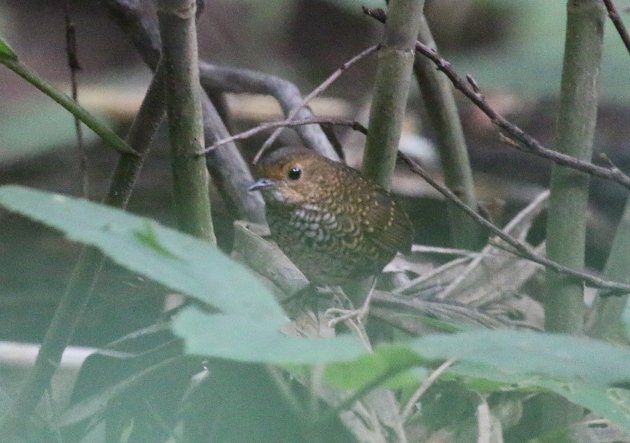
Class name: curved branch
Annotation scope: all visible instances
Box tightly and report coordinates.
[198,62,338,160]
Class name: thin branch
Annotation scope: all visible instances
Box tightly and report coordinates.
[364,7,630,192]
[399,152,630,295]
[254,44,381,164]
[411,245,476,257]
[199,118,367,155]
[402,359,455,420]
[64,1,88,197]
[603,0,630,54]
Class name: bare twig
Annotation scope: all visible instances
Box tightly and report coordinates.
[402,359,455,420]
[253,44,381,164]
[399,152,630,295]
[364,7,630,192]
[64,1,88,197]
[199,118,367,155]
[603,0,630,54]
[411,245,476,257]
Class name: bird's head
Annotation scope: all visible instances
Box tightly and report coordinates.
[248,147,334,206]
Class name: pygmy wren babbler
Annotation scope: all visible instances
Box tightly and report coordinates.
[248,146,413,287]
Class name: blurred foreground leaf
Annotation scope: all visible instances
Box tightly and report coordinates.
[325,344,423,391]
[174,311,366,365]
[325,330,630,431]
[0,186,367,367]
[409,330,630,386]
[0,185,284,322]
[3,186,630,432]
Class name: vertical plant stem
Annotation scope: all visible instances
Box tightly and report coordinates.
[543,0,605,429]
[0,62,167,439]
[361,0,424,189]
[588,198,630,340]
[413,14,484,249]
[157,0,215,243]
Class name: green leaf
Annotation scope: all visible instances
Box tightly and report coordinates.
[404,330,630,432]
[0,185,284,323]
[0,35,17,61]
[325,344,423,390]
[540,381,630,434]
[409,330,630,386]
[173,310,366,365]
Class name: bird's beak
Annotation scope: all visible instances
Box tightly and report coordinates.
[248,178,275,192]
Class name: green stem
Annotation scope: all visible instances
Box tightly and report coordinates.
[588,198,630,340]
[1,57,136,156]
[157,0,215,243]
[413,14,484,249]
[543,0,605,430]
[361,0,424,189]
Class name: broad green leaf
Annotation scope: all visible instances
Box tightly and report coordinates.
[325,344,423,390]
[447,363,630,433]
[403,330,630,432]
[0,185,285,323]
[173,310,366,365]
[0,35,17,61]
[540,381,630,434]
[331,330,630,432]
[408,330,630,386]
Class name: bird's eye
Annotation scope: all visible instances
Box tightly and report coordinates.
[287,166,302,180]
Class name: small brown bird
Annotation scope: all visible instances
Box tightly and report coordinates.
[248,147,413,287]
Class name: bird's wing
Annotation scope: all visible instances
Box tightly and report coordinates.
[362,188,413,255]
